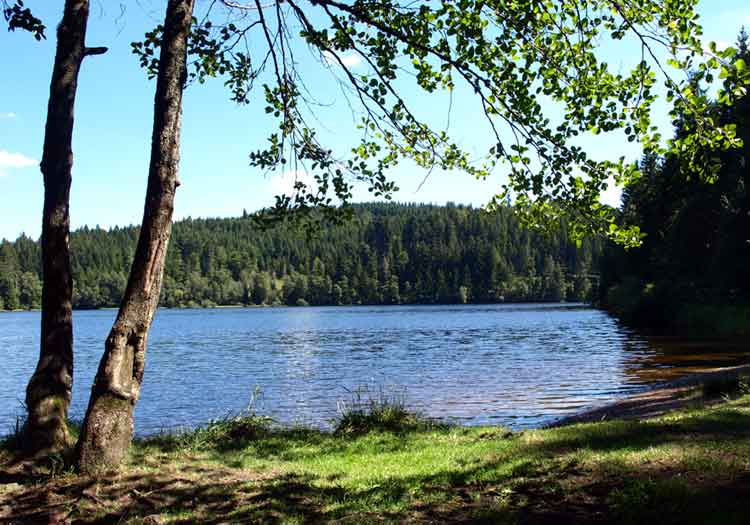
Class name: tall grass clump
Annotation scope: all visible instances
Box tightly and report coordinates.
[146,388,274,452]
[0,415,26,454]
[333,385,445,435]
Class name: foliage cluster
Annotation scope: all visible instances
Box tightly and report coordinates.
[123,0,748,242]
[2,0,45,40]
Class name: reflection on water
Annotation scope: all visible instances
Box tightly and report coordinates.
[1,304,748,434]
[620,337,750,383]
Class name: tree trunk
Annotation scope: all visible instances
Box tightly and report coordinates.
[76,0,195,475]
[24,0,106,456]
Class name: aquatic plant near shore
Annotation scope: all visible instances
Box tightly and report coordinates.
[148,388,273,452]
[334,385,446,435]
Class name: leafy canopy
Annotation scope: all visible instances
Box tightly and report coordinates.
[135,1,750,244]
[2,0,44,40]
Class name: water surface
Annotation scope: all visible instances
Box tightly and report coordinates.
[2,304,748,435]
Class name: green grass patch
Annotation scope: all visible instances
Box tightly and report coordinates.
[3,396,750,524]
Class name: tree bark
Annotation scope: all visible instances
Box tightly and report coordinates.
[24,0,106,456]
[76,0,195,475]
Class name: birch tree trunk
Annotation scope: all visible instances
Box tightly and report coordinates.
[76,0,195,474]
[25,0,105,455]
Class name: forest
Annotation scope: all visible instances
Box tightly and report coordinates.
[0,202,601,310]
[600,29,750,334]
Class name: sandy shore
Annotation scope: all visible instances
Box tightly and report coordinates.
[550,364,750,427]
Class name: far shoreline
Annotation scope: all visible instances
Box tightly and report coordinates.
[0,300,589,314]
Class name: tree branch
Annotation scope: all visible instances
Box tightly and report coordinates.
[84,46,108,56]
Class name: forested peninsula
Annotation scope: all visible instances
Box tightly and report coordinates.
[601,30,750,337]
[0,203,601,310]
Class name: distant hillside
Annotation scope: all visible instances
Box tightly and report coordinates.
[0,203,601,310]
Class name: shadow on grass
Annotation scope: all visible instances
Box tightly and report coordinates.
[4,457,747,525]
[0,463,519,524]
[2,402,750,524]
[529,401,750,457]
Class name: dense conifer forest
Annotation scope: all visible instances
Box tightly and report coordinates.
[0,203,601,310]
[600,30,750,333]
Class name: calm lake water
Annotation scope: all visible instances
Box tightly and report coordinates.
[2,304,749,435]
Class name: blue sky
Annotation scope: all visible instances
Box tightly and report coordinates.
[1,1,749,241]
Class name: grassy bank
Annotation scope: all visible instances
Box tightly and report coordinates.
[2,395,750,524]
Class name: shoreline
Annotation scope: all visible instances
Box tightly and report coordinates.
[0,300,587,313]
[550,363,750,427]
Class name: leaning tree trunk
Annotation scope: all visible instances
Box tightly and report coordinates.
[24,0,106,456]
[76,0,195,475]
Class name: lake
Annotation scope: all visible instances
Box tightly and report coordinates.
[2,304,749,435]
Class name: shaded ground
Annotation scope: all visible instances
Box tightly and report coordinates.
[2,395,750,524]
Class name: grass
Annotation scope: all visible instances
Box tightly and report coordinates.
[333,385,446,435]
[2,396,750,524]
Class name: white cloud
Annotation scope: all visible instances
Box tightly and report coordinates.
[0,150,37,177]
[0,112,16,119]
[339,52,363,68]
[322,50,363,68]
[267,169,316,196]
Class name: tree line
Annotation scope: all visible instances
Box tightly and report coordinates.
[0,203,601,311]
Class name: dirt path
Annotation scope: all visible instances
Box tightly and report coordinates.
[550,364,750,427]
